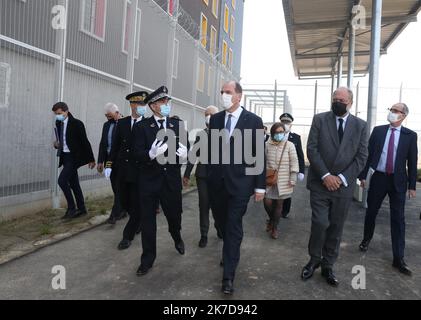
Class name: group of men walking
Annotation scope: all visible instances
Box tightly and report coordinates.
[52,82,417,295]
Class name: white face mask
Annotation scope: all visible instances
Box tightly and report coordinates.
[205,115,211,125]
[221,93,233,110]
[284,124,291,133]
[387,112,401,124]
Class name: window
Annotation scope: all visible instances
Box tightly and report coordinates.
[230,16,235,41]
[0,63,11,109]
[212,0,219,18]
[168,0,178,16]
[228,48,233,71]
[222,40,227,66]
[81,0,107,41]
[210,26,217,55]
[200,13,208,48]
[232,0,236,10]
[172,39,179,79]
[208,66,214,97]
[224,4,229,33]
[197,60,206,92]
[122,0,141,59]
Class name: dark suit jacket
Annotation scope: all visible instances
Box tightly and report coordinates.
[184,128,208,179]
[133,116,188,194]
[307,111,368,198]
[207,108,266,197]
[56,113,95,168]
[98,120,117,164]
[108,116,141,182]
[288,132,305,174]
[359,125,418,192]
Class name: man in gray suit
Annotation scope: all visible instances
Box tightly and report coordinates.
[183,106,222,248]
[301,87,368,286]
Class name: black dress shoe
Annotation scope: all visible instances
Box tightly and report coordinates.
[321,268,339,287]
[118,239,131,250]
[175,239,185,255]
[72,209,87,218]
[107,215,117,225]
[61,209,76,220]
[301,261,321,280]
[198,237,208,248]
[393,259,412,276]
[359,239,370,252]
[136,226,141,235]
[136,265,151,276]
[282,211,290,219]
[222,279,234,295]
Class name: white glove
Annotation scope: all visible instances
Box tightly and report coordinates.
[176,143,188,160]
[298,173,305,182]
[149,139,168,160]
[104,168,112,180]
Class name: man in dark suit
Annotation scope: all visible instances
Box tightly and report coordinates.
[105,92,149,250]
[52,102,96,219]
[279,113,306,218]
[133,86,188,277]
[359,103,418,276]
[207,81,266,295]
[302,87,368,287]
[97,103,126,224]
[183,105,221,248]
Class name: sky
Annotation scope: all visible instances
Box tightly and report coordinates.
[241,0,421,87]
[240,0,421,127]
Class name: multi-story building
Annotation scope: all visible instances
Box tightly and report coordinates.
[218,0,244,79]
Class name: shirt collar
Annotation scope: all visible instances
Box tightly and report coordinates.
[226,106,243,119]
[389,125,402,132]
[63,117,69,125]
[154,115,166,125]
[131,116,141,123]
[336,113,350,123]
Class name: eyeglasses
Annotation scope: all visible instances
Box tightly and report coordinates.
[388,108,405,115]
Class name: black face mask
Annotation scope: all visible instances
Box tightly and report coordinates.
[331,101,348,117]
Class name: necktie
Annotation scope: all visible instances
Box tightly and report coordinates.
[338,118,344,144]
[132,119,136,130]
[386,128,396,175]
[225,114,233,142]
[158,119,165,130]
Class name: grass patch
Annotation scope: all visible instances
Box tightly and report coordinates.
[0,195,114,254]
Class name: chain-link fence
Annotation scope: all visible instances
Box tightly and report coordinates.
[0,0,237,221]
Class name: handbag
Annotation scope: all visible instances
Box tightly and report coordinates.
[266,142,287,187]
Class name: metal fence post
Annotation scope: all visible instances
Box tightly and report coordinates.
[126,0,139,98]
[51,0,69,209]
[273,80,278,123]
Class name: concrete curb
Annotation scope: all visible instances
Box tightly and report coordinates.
[0,187,197,266]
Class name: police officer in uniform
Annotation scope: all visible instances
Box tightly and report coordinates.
[105,91,149,250]
[133,86,188,276]
[279,113,305,218]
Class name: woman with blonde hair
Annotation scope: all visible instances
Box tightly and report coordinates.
[264,122,299,239]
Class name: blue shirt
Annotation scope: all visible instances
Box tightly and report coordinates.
[376,125,401,173]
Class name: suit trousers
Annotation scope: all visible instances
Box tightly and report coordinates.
[308,190,352,268]
[196,177,218,237]
[139,181,183,268]
[364,172,406,260]
[58,153,85,211]
[282,197,292,215]
[117,173,141,241]
[109,167,123,218]
[209,182,251,281]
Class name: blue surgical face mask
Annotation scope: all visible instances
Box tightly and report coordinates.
[273,133,286,142]
[136,106,147,117]
[160,104,171,117]
[56,114,66,122]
